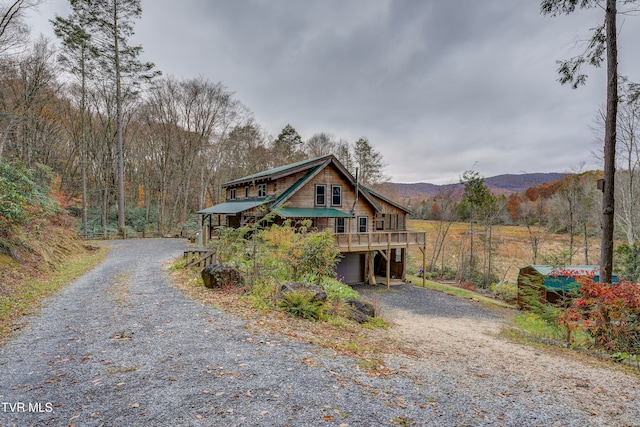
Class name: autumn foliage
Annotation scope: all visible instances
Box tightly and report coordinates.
[561,280,640,353]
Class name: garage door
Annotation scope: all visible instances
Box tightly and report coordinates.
[335,253,364,284]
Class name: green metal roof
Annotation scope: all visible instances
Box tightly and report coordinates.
[519,265,619,291]
[197,199,269,215]
[274,207,353,218]
[224,156,332,186]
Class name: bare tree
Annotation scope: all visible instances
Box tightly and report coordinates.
[614,80,640,245]
[304,132,336,158]
[0,37,62,165]
[139,76,243,234]
[428,185,458,274]
[0,0,42,54]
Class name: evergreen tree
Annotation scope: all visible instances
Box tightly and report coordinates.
[52,5,99,239]
[67,0,159,236]
[272,124,304,166]
[353,137,386,186]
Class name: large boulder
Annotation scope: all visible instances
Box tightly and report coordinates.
[344,298,376,323]
[280,281,327,303]
[201,263,245,289]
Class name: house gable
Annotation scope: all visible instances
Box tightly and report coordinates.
[201,154,412,233]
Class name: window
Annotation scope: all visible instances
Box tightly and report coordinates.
[315,184,326,206]
[229,188,236,200]
[386,214,396,230]
[375,213,385,230]
[335,217,345,233]
[358,216,368,233]
[258,184,267,197]
[331,185,342,206]
[245,186,249,198]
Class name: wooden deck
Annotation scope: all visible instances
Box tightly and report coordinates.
[333,231,426,252]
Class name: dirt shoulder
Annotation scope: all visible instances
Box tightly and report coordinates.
[354,283,640,427]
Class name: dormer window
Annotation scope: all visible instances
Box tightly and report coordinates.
[315,184,326,206]
[258,184,267,197]
[229,188,236,200]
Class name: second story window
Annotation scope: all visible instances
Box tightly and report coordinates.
[229,188,236,200]
[258,184,267,197]
[335,217,345,233]
[358,216,368,233]
[245,186,249,198]
[331,185,342,206]
[315,184,326,206]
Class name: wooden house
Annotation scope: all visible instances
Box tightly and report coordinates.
[198,155,426,286]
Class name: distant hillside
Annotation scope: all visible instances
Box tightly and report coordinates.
[381,173,569,200]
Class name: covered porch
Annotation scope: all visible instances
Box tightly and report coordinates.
[334,231,427,288]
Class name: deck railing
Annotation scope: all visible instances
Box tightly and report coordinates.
[333,231,426,251]
[184,249,217,268]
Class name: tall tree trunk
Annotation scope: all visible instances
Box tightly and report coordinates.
[569,207,574,265]
[81,54,88,240]
[584,222,589,264]
[113,4,126,237]
[600,0,617,283]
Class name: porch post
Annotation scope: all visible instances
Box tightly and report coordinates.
[386,235,391,288]
[421,237,427,287]
[368,251,376,285]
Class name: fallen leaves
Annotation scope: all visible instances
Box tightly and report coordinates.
[45,373,66,384]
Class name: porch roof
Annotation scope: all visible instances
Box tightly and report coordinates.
[197,198,269,215]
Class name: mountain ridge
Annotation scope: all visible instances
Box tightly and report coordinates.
[381,172,569,200]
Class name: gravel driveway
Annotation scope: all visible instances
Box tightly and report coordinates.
[1,239,638,426]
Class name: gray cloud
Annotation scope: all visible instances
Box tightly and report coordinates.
[28,0,640,183]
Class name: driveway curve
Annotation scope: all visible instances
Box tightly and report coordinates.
[0,239,637,426]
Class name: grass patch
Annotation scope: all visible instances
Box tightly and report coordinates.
[0,244,107,345]
[405,274,515,310]
[504,311,593,348]
[512,311,567,341]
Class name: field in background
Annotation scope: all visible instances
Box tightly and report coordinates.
[407,219,602,285]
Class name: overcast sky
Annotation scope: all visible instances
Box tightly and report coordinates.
[26,0,640,184]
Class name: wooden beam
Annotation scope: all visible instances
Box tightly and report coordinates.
[419,245,426,287]
[367,252,376,285]
[386,235,391,288]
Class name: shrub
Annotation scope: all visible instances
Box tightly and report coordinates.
[562,280,640,353]
[0,160,59,228]
[257,221,341,284]
[320,277,359,301]
[278,291,326,321]
[211,226,251,266]
[490,280,517,304]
